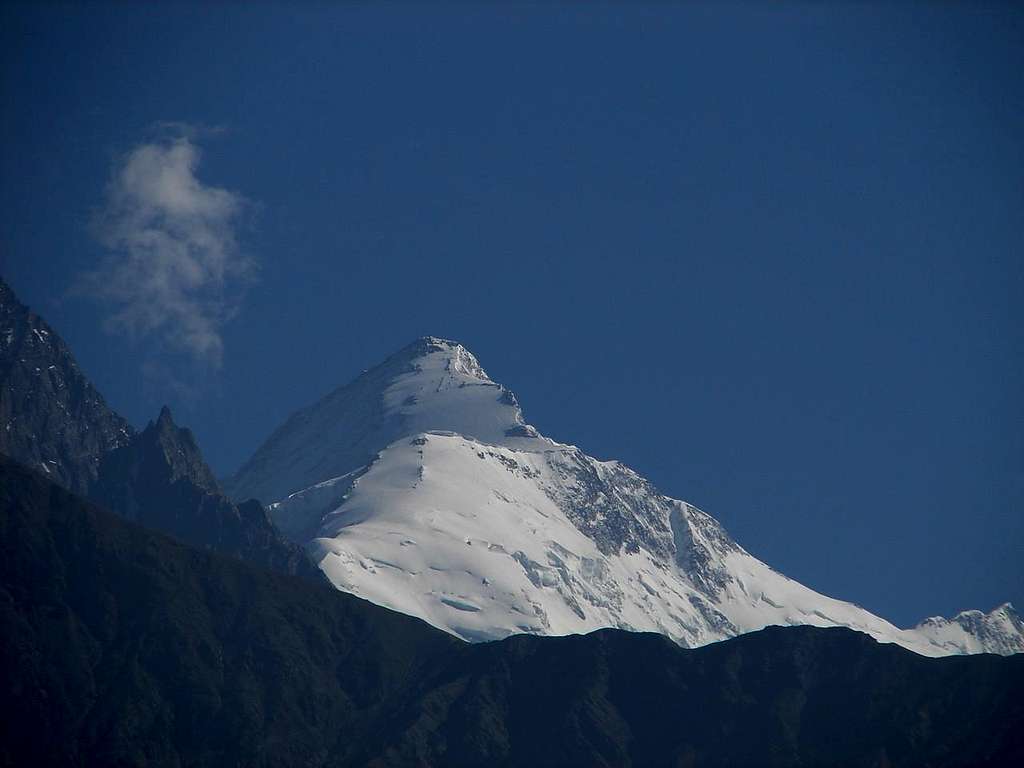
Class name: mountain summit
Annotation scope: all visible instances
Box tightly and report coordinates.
[0,277,133,493]
[230,338,1024,656]
[225,336,547,531]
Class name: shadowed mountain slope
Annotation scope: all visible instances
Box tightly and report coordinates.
[2,456,1022,768]
[90,406,324,583]
[0,276,322,583]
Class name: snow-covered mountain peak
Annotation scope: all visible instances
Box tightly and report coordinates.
[382,336,500,413]
[229,338,1024,657]
[403,335,491,381]
[225,337,548,511]
[382,338,548,449]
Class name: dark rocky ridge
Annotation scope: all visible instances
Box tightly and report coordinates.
[0,276,133,494]
[0,275,321,583]
[90,407,324,583]
[2,455,1021,768]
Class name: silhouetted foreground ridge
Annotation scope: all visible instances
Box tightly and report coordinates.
[1,456,1021,767]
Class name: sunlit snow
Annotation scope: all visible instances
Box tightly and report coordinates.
[230,337,1024,657]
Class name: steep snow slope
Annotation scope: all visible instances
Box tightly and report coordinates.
[230,337,1023,656]
[225,336,549,514]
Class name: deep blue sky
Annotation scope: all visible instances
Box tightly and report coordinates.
[2,3,1021,627]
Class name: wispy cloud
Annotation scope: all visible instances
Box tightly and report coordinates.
[77,128,254,367]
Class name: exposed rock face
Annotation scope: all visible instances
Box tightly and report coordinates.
[0,276,133,494]
[91,407,324,583]
[0,275,319,584]
[94,405,220,502]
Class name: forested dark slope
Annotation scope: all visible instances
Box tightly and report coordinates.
[2,456,1021,768]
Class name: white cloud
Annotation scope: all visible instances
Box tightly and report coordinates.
[78,130,254,366]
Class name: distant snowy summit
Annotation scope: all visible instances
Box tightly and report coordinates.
[913,603,1023,656]
[226,337,1024,657]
